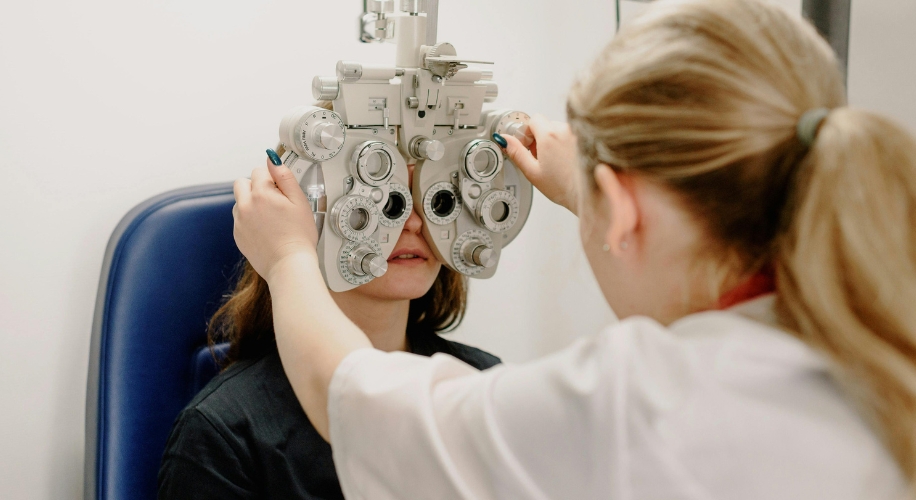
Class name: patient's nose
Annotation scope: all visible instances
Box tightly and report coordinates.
[402,164,423,234]
[404,206,422,234]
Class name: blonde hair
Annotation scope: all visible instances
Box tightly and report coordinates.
[568,0,916,486]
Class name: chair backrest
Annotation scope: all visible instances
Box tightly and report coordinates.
[85,183,242,500]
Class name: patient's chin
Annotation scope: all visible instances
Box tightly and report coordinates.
[352,260,441,301]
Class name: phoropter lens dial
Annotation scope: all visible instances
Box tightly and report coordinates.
[451,229,496,276]
[279,106,346,162]
[493,111,534,148]
[379,183,413,228]
[422,181,462,225]
[351,141,397,187]
[462,140,503,183]
[475,189,519,233]
[330,195,380,241]
[348,245,388,278]
[338,238,386,286]
[409,136,445,161]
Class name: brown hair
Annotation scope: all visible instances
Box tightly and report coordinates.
[208,260,468,365]
[568,0,916,486]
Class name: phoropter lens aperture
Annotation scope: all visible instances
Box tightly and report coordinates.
[348,208,370,231]
[383,192,407,220]
[431,190,457,218]
[491,201,510,223]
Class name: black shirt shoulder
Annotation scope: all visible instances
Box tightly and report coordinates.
[159,337,501,500]
[407,330,502,370]
[159,351,342,500]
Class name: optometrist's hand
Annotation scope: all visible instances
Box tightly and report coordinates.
[232,159,319,283]
[501,114,580,215]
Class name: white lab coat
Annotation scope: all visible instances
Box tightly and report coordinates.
[327,296,906,499]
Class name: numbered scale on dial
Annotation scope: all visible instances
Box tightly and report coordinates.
[476,189,519,233]
[338,239,387,286]
[423,182,462,225]
[331,195,380,242]
[380,183,413,227]
[279,106,347,162]
[494,111,533,148]
[452,229,496,276]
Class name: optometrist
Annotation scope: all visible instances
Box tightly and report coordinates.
[230,1,916,498]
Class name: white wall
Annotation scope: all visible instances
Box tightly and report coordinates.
[2,0,915,498]
[618,0,802,24]
[848,0,916,132]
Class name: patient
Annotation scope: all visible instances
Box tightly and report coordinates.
[157,158,500,498]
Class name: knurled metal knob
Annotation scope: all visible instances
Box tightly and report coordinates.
[462,240,497,268]
[350,246,388,277]
[337,61,363,82]
[506,121,533,147]
[367,0,394,13]
[410,136,445,161]
[312,76,340,101]
[400,0,427,13]
[484,82,499,103]
[428,42,457,59]
[312,122,344,151]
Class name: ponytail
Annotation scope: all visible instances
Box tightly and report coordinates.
[567,0,916,485]
[776,108,916,476]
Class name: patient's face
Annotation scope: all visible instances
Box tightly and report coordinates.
[348,164,441,301]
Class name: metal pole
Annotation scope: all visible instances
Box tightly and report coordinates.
[425,0,439,46]
[802,0,852,84]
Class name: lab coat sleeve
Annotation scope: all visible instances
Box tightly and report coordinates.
[327,327,658,500]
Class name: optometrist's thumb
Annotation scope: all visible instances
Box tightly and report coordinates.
[265,150,307,205]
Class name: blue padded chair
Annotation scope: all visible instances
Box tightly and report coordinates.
[85,183,243,500]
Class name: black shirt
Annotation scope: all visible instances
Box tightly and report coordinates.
[158,333,501,499]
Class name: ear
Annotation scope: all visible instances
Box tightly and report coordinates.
[593,164,637,256]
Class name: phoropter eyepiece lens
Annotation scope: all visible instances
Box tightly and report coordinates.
[365,151,391,180]
[473,149,498,177]
[491,201,510,223]
[431,190,457,218]
[348,208,370,231]
[383,191,407,220]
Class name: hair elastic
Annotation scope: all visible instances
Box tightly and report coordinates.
[796,108,831,147]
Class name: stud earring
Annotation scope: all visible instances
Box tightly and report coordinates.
[602,244,611,252]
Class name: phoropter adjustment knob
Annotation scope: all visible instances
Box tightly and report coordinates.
[505,121,533,148]
[279,106,346,161]
[400,0,427,13]
[461,240,496,268]
[484,82,499,103]
[312,122,345,151]
[492,111,534,150]
[366,0,395,13]
[312,76,340,101]
[349,246,388,278]
[428,42,457,59]
[410,136,445,161]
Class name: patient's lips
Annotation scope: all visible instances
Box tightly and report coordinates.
[387,247,429,264]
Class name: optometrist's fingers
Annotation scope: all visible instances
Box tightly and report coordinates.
[233,177,252,206]
[250,165,275,192]
[503,133,539,177]
[267,159,307,205]
[506,114,580,215]
[528,114,551,152]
